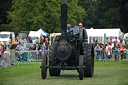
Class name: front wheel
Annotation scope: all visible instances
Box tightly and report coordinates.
[79,55,84,80]
[41,55,47,79]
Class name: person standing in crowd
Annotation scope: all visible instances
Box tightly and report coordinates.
[48,36,50,45]
[19,43,26,60]
[67,24,74,35]
[2,42,7,53]
[106,43,111,60]
[40,36,44,45]
[40,45,46,57]
[29,44,35,50]
[115,37,118,43]
[100,44,105,61]
[23,38,27,47]
[45,36,48,49]
[3,47,10,66]
[18,37,22,45]
[0,44,3,59]
[107,47,112,61]
[4,47,10,54]
[32,38,36,44]
[111,41,115,54]
[95,44,101,61]
[115,43,119,48]
[36,37,40,44]
[35,44,40,61]
[114,47,120,61]
[122,39,127,61]
[123,47,127,61]
[28,36,32,43]
[114,37,118,48]
[119,46,124,60]
[119,37,123,43]
[12,38,18,49]
[106,37,109,44]
[122,39,127,47]
[92,37,96,45]
[29,44,35,61]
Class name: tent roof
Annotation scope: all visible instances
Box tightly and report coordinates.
[86,28,122,37]
[28,31,37,37]
[28,29,49,38]
[35,29,49,36]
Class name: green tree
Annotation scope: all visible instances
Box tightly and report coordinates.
[0,0,12,31]
[8,0,86,33]
[67,0,86,26]
[78,0,128,33]
[98,0,121,28]
[98,0,128,32]
[78,0,99,28]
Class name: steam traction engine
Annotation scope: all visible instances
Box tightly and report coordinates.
[40,0,94,80]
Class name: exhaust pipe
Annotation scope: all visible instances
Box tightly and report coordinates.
[61,0,67,35]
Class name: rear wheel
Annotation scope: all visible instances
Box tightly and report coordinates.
[83,43,94,77]
[49,43,61,76]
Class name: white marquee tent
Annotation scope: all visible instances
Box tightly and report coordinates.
[48,28,123,44]
[35,29,49,38]
[28,31,37,38]
[86,28,123,43]
[28,29,49,38]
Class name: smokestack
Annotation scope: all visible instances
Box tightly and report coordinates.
[61,0,67,35]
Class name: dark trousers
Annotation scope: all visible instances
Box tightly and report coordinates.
[115,54,119,61]
[121,54,123,60]
[100,51,105,61]
[96,51,100,61]
[108,55,111,59]
[124,53,126,59]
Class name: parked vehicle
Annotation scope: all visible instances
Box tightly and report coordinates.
[18,31,29,39]
[0,32,15,45]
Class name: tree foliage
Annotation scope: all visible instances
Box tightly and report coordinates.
[8,0,86,33]
[0,0,12,31]
[0,0,128,33]
[78,0,128,33]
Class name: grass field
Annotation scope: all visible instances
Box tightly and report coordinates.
[0,61,128,85]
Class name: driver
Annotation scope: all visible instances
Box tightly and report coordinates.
[67,24,74,35]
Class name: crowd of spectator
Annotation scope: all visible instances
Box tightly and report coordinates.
[16,36,50,62]
[0,42,11,67]
[0,42,8,59]
[0,33,128,64]
[94,37,127,61]
[0,35,50,63]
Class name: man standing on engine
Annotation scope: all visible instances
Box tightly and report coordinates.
[77,23,88,42]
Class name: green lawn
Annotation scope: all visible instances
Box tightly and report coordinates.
[0,61,128,85]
